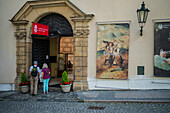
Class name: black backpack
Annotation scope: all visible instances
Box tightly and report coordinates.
[31,66,38,77]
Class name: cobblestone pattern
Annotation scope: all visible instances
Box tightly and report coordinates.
[0,91,18,98]
[0,88,79,102]
[0,101,170,113]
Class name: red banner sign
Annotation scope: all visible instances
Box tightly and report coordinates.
[32,22,49,36]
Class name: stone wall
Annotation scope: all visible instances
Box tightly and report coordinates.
[60,37,73,54]
[13,21,28,91]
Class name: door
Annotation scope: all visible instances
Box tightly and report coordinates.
[32,38,50,69]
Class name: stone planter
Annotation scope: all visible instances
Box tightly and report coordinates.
[20,85,29,94]
[60,84,71,93]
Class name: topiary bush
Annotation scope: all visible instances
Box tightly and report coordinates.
[21,72,28,84]
[60,71,71,85]
[19,73,30,86]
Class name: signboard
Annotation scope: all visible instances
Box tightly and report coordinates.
[32,22,49,36]
[96,23,129,80]
[154,22,170,77]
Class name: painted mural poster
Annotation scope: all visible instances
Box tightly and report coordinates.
[97,23,129,79]
[154,22,170,77]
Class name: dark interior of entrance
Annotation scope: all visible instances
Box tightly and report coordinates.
[32,38,49,69]
[32,13,73,81]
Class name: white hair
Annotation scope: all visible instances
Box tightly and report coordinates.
[42,63,48,68]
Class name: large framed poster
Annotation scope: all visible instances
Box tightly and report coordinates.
[154,22,170,77]
[96,23,129,79]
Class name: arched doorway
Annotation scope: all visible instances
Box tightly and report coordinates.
[10,0,94,91]
[32,13,74,84]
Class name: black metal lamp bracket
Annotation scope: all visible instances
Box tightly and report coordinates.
[140,26,143,36]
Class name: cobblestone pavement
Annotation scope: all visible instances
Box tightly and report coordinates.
[0,88,79,102]
[0,101,170,113]
[0,88,170,113]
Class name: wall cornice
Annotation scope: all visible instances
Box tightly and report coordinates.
[10,0,90,22]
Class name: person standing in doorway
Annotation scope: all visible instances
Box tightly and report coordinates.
[29,61,41,96]
[41,63,51,94]
[38,69,43,91]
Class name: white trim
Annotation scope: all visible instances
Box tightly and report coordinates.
[153,18,170,22]
[0,84,15,91]
[88,77,170,90]
[96,20,131,25]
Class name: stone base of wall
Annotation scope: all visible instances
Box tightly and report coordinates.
[73,81,88,91]
[14,76,21,91]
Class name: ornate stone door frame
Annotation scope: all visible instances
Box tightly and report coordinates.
[10,0,94,91]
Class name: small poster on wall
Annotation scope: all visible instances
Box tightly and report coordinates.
[96,23,129,79]
[154,22,170,77]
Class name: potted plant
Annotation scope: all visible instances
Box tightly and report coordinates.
[19,72,30,94]
[60,71,71,93]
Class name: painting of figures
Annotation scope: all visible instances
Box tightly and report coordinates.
[97,23,129,79]
[154,22,170,77]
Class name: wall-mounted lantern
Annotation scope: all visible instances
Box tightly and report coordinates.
[137,2,150,36]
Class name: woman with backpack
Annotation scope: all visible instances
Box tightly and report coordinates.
[29,61,41,96]
[41,63,51,94]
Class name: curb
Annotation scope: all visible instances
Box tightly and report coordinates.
[0,92,18,98]
[83,100,170,103]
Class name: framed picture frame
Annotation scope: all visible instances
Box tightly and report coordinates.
[96,22,130,79]
[154,21,170,77]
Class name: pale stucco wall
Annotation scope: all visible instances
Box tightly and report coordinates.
[70,0,170,89]
[70,0,170,78]
[0,0,170,89]
[0,0,35,83]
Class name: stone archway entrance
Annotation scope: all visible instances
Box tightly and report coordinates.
[32,13,73,80]
[10,0,94,91]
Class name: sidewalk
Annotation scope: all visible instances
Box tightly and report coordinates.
[1,89,170,103]
[76,90,170,103]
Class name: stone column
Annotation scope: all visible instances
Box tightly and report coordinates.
[12,20,29,91]
[71,15,93,91]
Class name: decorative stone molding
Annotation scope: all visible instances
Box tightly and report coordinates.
[73,29,89,37]
[14,30,26,40]
[11,20,29,40]
[10,20,29,25]
[10,0,86,21]
[71,14,94,91]
[71,14,94,22]
[10,20,29,91]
